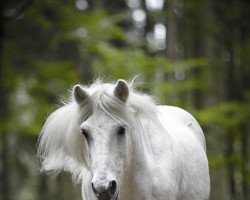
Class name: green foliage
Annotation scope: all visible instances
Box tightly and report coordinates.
[1,0,250,199]
[92,43,156,79]
[197,102,250,130]
[9,60,79,135]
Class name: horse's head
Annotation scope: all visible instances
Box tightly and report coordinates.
[74,80,130,200]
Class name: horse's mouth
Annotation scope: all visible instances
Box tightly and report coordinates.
[96,192,119,200]
[113,191,119,200]
[96,196,118,200]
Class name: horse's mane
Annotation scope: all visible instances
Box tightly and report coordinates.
[37,79,164,182]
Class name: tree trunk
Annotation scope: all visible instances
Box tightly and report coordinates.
[0,133,10,200]
[0,2,10,199]
[38,174,49,200]
[191,22,203,109]
[165,0,177,60]
[241,125,249,200]
[225,43,238,200]
[239,3,250,198]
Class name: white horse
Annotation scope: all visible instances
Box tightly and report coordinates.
[38,79,210,200]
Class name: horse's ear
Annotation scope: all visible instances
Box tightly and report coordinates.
[114,79,129,102]
[73,84,89,104]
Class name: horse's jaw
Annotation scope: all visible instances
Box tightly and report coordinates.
[112,192,119,200]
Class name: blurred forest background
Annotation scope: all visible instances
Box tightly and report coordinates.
[0,0,250,199]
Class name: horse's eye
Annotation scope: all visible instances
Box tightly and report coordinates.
[117,126,125,136]
[80,128,89,139]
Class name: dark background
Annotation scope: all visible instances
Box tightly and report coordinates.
[0,0,250,199]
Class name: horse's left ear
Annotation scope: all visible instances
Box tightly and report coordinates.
[73,84,89,104]
[114,79,129,102]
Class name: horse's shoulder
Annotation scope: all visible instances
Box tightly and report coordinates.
[157,105,206,150]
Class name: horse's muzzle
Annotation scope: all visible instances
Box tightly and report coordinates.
[92,180,118,200]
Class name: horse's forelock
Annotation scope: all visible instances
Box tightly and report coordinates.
[86,81,161,168]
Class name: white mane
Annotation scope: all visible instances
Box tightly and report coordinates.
[37,79,165,182]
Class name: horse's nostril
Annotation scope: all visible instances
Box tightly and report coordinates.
[92,182,98,196]
[108,180,117,196]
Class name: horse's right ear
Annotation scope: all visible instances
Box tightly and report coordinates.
[73,84,89,104]
[114,79,129,102]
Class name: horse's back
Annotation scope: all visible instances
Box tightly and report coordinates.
[155,105,210,200]
[157,105,206,150]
